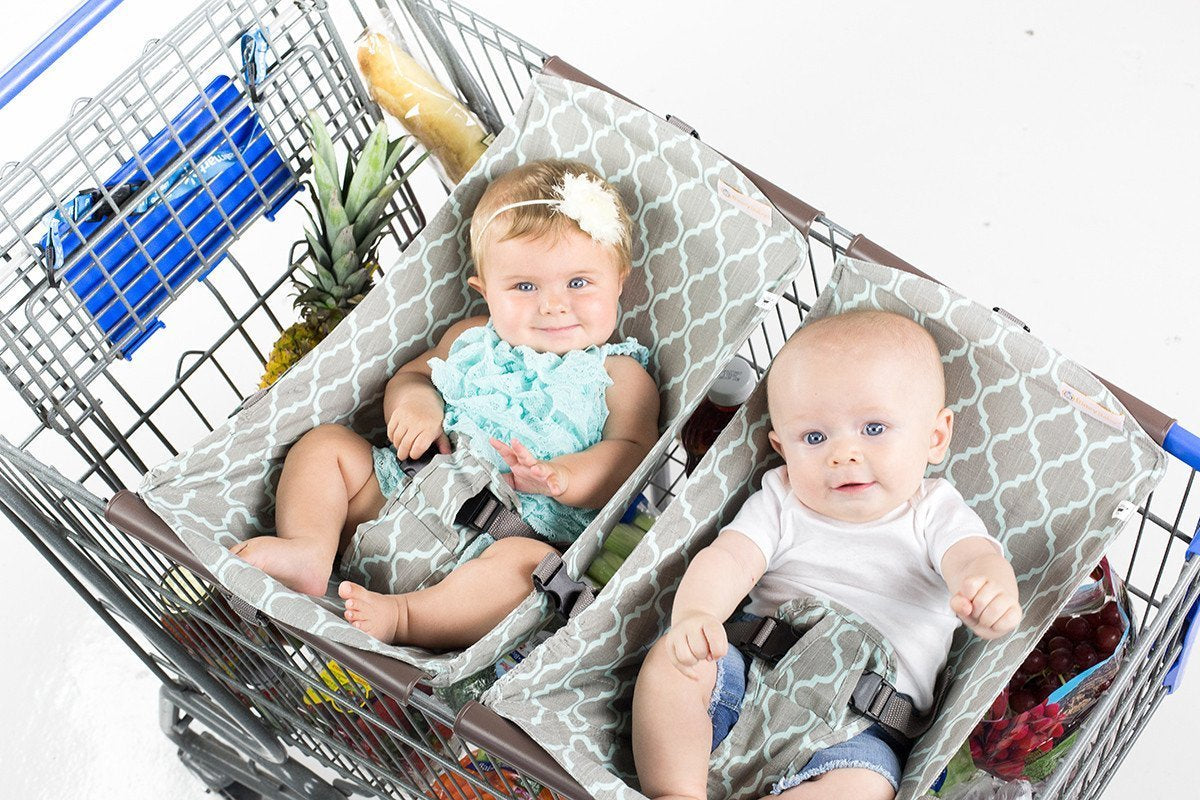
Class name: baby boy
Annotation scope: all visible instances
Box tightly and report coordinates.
[632,310,1021,800]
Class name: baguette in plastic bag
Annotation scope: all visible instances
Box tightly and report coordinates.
[357,31,487,185]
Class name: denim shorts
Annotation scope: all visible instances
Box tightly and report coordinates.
[708,643,909,792]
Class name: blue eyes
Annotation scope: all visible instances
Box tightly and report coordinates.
[512,278,589,291]
[801,423,885,445]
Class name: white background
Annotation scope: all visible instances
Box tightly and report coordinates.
[1,1,1197,797]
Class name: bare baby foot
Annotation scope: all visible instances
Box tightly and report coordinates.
[339,581,409,644]
[229,536,333,596]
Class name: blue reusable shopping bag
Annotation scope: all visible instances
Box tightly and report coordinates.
[41,73,298,358]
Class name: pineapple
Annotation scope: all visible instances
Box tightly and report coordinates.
[259,112,419,388]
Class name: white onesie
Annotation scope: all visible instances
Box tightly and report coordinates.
[724,466,1000,711]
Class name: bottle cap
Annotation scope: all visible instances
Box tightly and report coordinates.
[706,355,757,407]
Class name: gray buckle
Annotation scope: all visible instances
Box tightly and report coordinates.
[455,489,502,532]
[531,557,589,618]
[742,617,801,665]
[851,671,894,719]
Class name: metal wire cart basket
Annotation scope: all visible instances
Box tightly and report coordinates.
[1,1,1198,798]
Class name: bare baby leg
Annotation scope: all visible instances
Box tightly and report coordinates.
[339,536,556,648]
[631,636,721,800]
[231,424,386,596]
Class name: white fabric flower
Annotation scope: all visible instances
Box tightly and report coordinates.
[554,173,624,246]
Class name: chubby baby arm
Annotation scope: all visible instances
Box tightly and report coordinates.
[941,537,1023,640]
[665,530,767,679]
[383,316,486,459]
[495,355,659,506]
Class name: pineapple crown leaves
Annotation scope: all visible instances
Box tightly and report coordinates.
[295,112,422,317]
[344,122,393,221]
[305,111,413,264]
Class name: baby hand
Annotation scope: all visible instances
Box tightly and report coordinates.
[387,396,450,460]
[951,575,1022,640]
[490,437,569,497]
[664,613,728,681]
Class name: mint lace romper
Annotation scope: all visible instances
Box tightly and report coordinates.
[371,322,650,561]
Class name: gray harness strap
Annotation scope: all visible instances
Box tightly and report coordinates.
[725,615,940,741]
[454,489,596,618]
[454,488,542,540]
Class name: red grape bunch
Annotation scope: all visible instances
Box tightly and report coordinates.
[970,689,1065,778]
[1008,599,1123,712]
[970,596,1124,778]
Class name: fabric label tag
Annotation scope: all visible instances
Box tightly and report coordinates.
[718,179,773,225]
[1112,501,1138,523]
[1059,383,1126,431]
[756,290,781,311]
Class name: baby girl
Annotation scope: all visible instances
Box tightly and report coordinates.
[232,159,659,649]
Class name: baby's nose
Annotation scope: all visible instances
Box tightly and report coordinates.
[828,441,862,466]
[540,290,568,314]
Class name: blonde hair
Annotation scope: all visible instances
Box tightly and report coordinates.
[469,159,633,279]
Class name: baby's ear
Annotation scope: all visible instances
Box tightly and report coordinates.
[768,430,784,456]
[466,274,485,295]
[928,407,954,465]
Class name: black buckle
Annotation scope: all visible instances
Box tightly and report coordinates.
[454,489,503,532]
[850,671,894,720]
[531,559,588,617]
[81,181,146,224]
[741,617,801,665]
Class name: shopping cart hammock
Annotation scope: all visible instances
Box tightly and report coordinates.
[481,258,1167,800]
[137,71,811,684]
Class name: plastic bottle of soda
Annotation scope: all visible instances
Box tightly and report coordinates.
[680,356,758,475]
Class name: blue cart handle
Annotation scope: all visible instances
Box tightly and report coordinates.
[1164,421,1200,472]
[1162,524,1200,693]
[1162,421,1200,693]
[0,0,124,111]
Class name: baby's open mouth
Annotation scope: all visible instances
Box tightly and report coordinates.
[833,481,876,493]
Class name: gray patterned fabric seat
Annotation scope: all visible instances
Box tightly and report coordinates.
[481,258,1166,799]
[137,70,810,685]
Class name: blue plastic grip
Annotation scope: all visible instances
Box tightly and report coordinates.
[0,0,124,111]
[1161,422,1200,693]
[1161,531,1200,694]
[1164,422,1200,472]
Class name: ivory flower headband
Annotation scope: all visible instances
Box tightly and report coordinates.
[476,172,624,247]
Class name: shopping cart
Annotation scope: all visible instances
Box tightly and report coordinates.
[1,1,1197,799]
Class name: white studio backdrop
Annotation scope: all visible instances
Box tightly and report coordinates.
[0,1,1196,798]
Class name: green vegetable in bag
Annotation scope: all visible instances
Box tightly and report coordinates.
[586,550,626,587]
[631,511,656,532]
[603,522,646,559]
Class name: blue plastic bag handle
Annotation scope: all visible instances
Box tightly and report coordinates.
[241,28,270,103]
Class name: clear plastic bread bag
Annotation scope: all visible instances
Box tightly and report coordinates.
[356,13,490,186]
